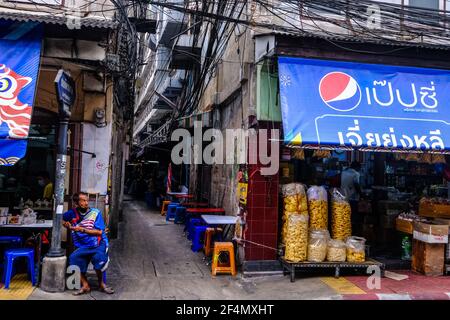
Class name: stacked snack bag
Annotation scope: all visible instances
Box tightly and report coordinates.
[281,183,367,264]
[307,186,328,230]
[281,183,308,243]
[330,189,352,241]
[284,213,309,262]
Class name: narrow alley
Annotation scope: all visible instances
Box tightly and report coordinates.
[25,199,450,301]
[29,199,339,300]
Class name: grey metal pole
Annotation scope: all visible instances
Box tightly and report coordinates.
[47,117,69,257]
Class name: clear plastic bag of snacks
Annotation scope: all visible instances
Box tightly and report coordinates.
[281,211,296,244]
[282,183,299,212]
[330,189,352,241]
[327,239,346,262]
[432,154,446,164]
[307,186,328,230]
[292,149,305,160]
[313,150,331,159]
[346,236,366,263]
[307,229,329,262]
[281,183,308,243]
[284,213,309,262]
[296,183,308,215]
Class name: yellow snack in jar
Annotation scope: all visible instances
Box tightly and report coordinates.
[345,236,366,263]
[346,248,365,262]
[326,239,346,262]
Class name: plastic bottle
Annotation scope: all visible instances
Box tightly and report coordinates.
[401,235,411,260]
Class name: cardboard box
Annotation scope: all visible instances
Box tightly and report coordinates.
[419,202,450,219]
[433,219,450,261]
[396,218,413,235]
[412,239,445,276]
[413,221,449,244]
[433,218,450,232]
[413,231,448,244]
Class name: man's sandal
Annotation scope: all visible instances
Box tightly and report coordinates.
[73,287,91,296]
[99,286,115,294]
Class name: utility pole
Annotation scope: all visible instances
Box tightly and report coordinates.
[41,69,75,292]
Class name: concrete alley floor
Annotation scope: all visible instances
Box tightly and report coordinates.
[29,200,340,300]
[27,200,450,300]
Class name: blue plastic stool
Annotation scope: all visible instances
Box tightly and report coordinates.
[174,206,186,225]
[166,204,178,222]
[3,248,35,289]
[191,225,208,252]
[187,218,204,240]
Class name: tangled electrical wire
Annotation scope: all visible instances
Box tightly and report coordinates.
[113,0,450,145]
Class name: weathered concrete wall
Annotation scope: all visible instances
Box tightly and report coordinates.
[190,27,256,217]
[209,94,243,216]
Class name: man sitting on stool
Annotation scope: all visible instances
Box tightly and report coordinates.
[63,192,114,295]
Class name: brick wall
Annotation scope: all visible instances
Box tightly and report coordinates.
[244,122,281,261]
[245,165,279,260]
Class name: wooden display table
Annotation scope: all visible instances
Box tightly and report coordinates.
[280,258,385,282]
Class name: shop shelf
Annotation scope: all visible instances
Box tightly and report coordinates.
[280,258,385,282]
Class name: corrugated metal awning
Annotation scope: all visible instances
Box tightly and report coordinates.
[255,31,450,51]
[0,11,117,29]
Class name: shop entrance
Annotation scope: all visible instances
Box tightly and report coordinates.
[279,147,448,270]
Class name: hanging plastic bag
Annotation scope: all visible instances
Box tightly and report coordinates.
[313,149,331,159]
[432,154,446,164]
[292,149,305,160]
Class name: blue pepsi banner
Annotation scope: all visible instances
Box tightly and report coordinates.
[0,21,42,165]
[278,57,450,152]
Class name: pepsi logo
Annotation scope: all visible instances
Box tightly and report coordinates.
[319,72,361,112]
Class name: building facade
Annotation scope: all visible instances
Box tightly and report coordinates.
[131,0,450,263]
[0,0,143,239]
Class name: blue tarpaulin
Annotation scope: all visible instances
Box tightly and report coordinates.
[278,57,450,152]
[0,20,42,165]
